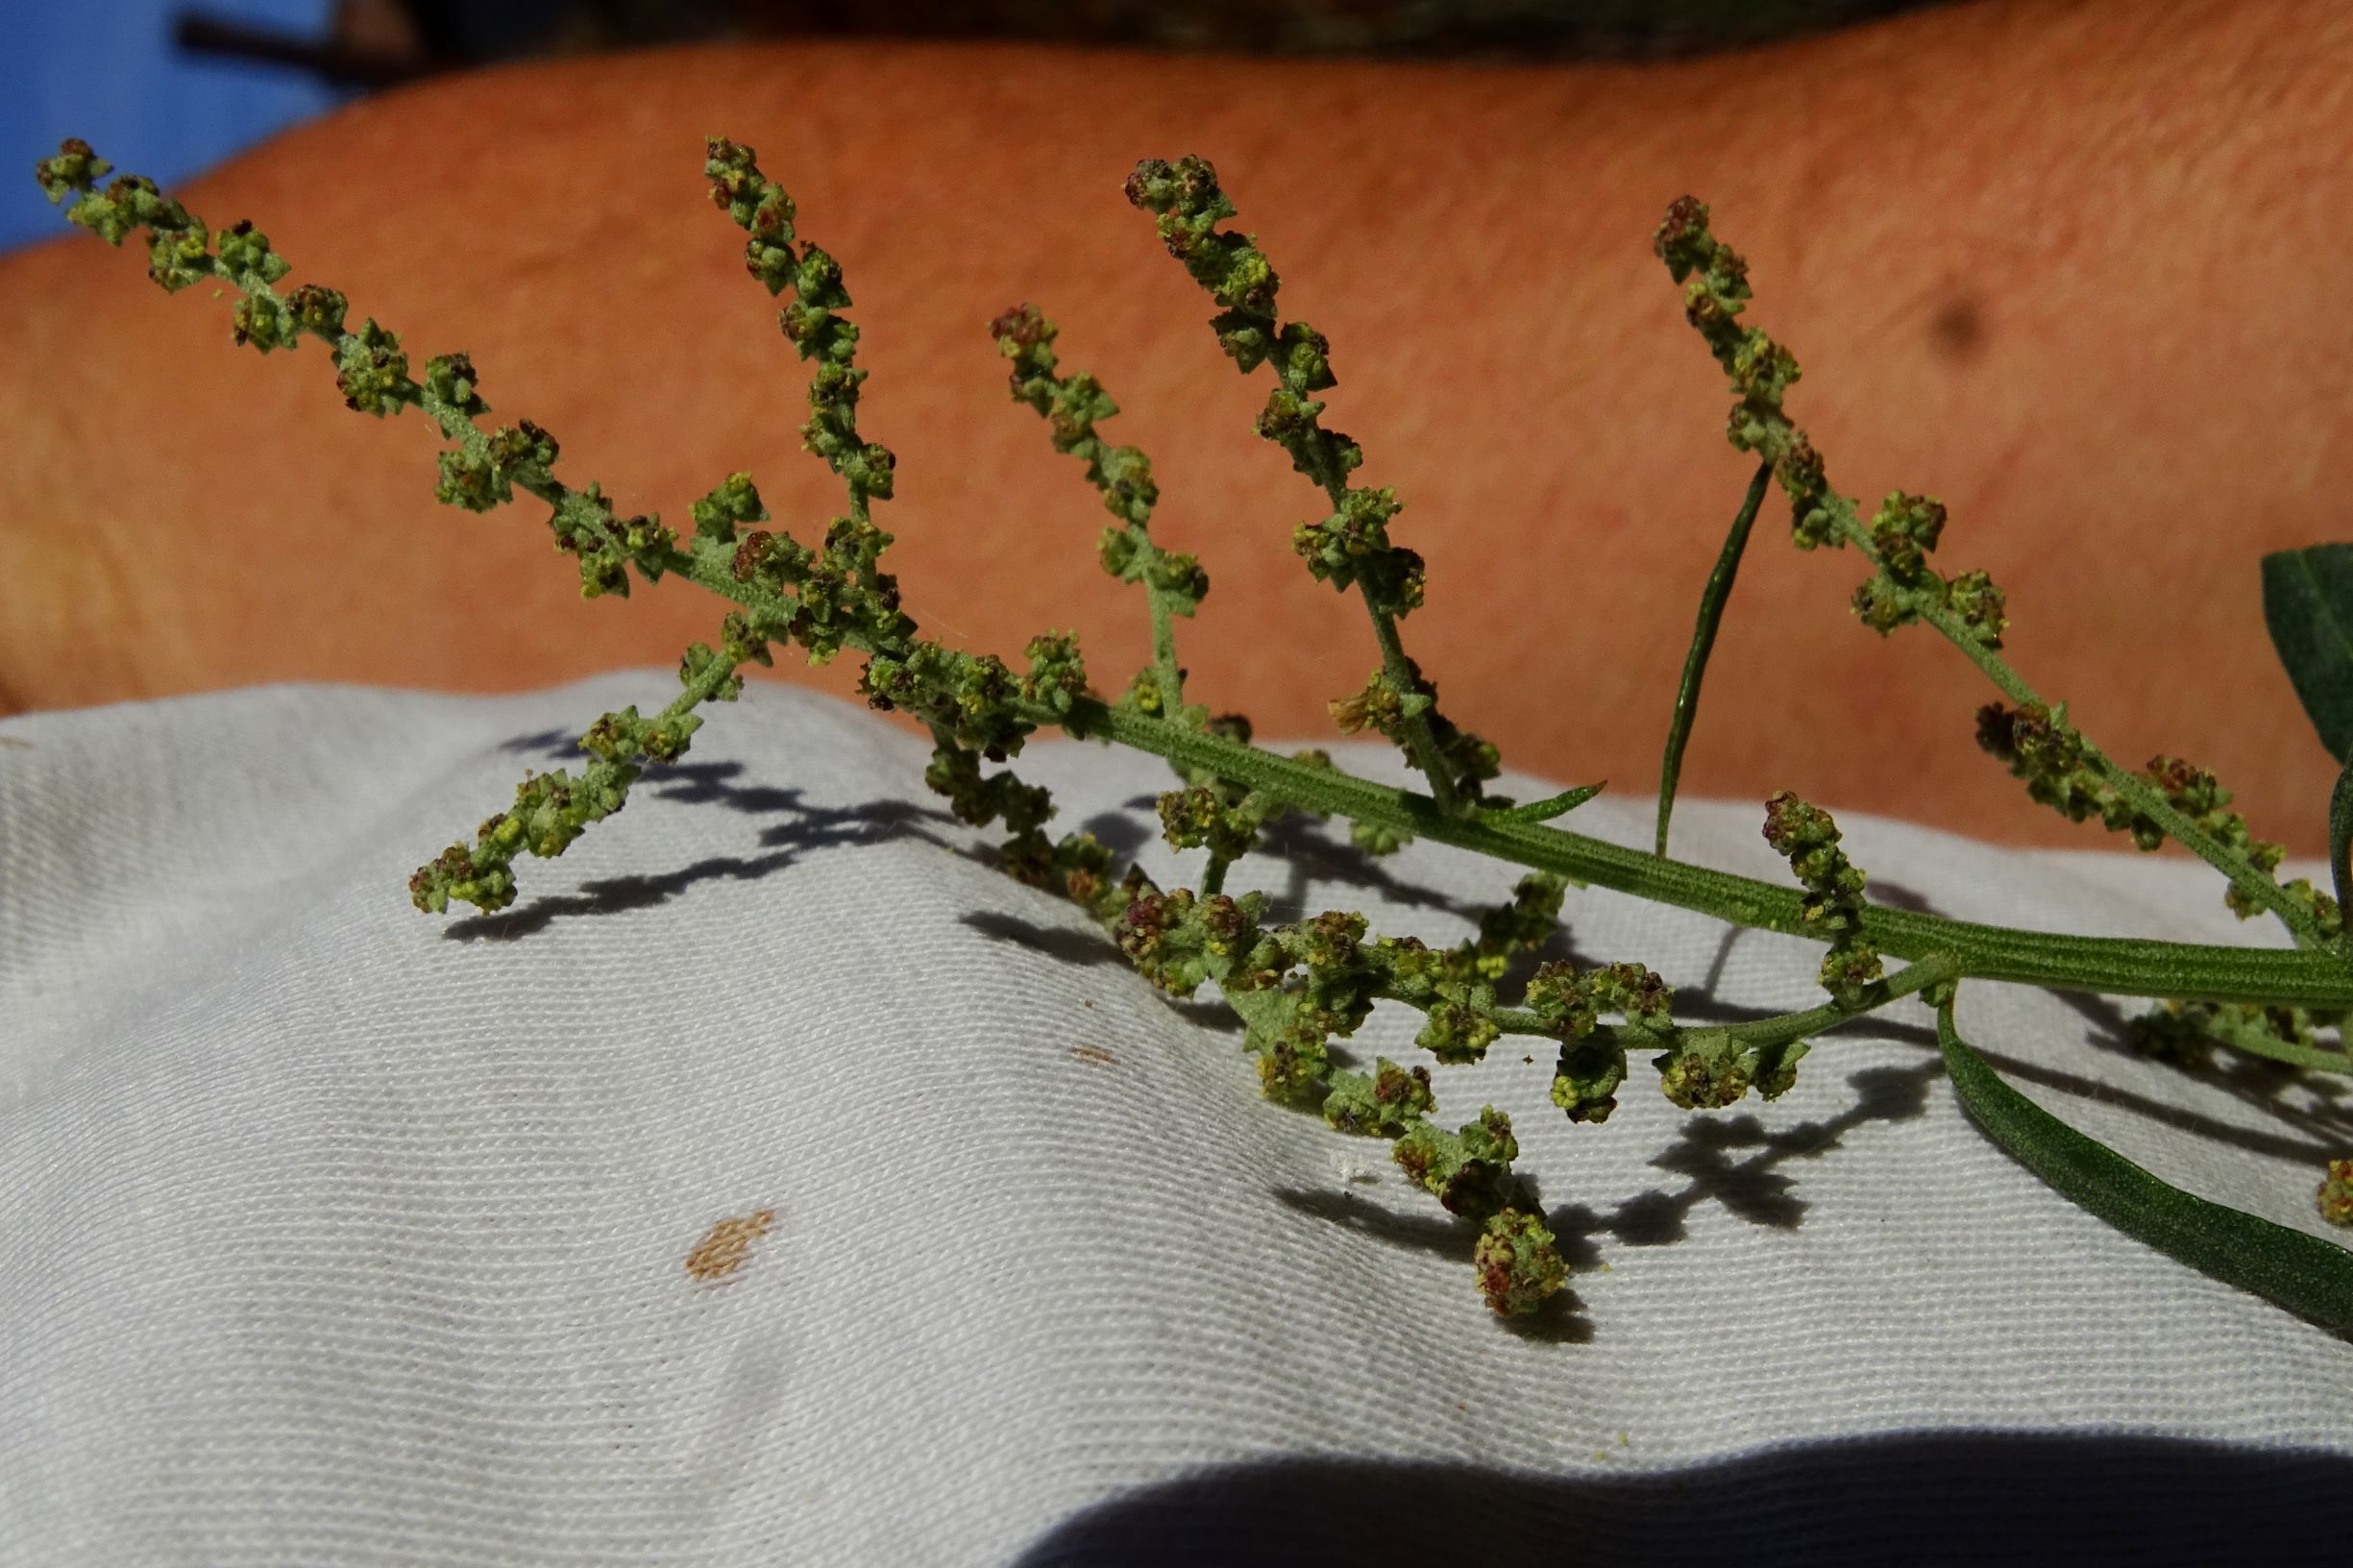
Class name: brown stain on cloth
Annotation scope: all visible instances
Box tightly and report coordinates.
[686,1209,776,1283]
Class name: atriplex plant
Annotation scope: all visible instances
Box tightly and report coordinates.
[37,135,2353,1330]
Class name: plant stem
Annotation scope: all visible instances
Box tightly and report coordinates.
[1365,600,1462,815]
[1600,950,1963,1053]
[1877,547,2327,949]
[1147,574,1186,718]
[1074,701,2353,1013]
[1287,400,1463,816]
[428,491,2353,1018]
[1201,849,1233,897]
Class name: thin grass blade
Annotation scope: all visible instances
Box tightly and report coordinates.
[1655,461,1773,856]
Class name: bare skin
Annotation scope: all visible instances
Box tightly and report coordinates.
[4,0,2348,851]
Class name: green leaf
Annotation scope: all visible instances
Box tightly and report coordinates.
[2261,544,2353,762]
[1479,782,1605,825]
[1655,462,1773,855]
[2334,754,2353,961]
[1938,1000,2353,1335]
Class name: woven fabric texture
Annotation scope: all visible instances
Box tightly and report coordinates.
[4,673,2350,1564]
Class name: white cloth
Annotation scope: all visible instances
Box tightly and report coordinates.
[4,673,2350,1565]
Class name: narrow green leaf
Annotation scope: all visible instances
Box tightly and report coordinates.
[1938,1001,2353,1335]
[2334,753,2353,961]
[1655,461,1773,856]
[2261,544,2353,763]
[1481,782,1605,825]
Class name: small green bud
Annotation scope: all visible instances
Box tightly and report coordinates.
[1157,784,1256,859]
[1275,321,1336,392]
[1020,631,1089,717]
[2320,1161,2353,1228]
[1525,961,1599,1036]
[1474,1208,1566,1316]
[1096,446,1160,528]
[230,291,299,354]
[146,224,212,292]
[1729,329,1801,409]
[1414,999,1499,1066]
[1256,386,1325,444]
[1143,549,1207,611]
[488,419,558,473]
[1292,487,1420,613]
[1208,307,1274,372]
[66,170,194,246]
[1868,490,1945,576]
[334,319,414,416]
[1944,569,2008,648]
[1650,194,1713,282]
[691,472,769,542]
[793,244,850,310]
[1047,372,1117,453]
[1762,791,1880,1002]
[423,353,489,417]
[34,137,110,205]
[284,282,349,338]
[1550,1037,1627,1124]
[704,136,790,233]
[213,219,290,284]
[1321,1057,1434,1137]
[1257,1023,1334,1106]
[678,644,744,704]
[1655,1035,1752,1110]
[434,447,507,512]
[1393,1108,1519,1219]
[1472,873,1567,976]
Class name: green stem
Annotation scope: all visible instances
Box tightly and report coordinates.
[2184,1018,2353,1075]
[451,523,2353,1017]
[1366,602,1462,816]
[1604,950,1963,1054]
[1073,702,2353,1012]
[1286,380,1463,818]
[1140,552,1188,715]
[1856,529,2324,949]
[1201,849,1233,897]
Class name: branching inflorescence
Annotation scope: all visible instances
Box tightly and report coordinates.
[37,135,2353,1333]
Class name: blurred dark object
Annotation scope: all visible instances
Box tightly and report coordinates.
[738,0,1961,58]
[175,0,1961,88]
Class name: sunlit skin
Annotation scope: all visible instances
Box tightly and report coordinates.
[4,0,2347,849]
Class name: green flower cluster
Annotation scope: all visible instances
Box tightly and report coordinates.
[1652,197,2007,651]
[1526,960,1672,1123]
[989,303,1207,635]
[1089,870,1571,1312]
[707,137,896,515]
[1976,704,2341,940]
[1124,155,1496,811]
[1761,790,1883,1001]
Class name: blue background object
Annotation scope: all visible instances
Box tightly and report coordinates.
[2,0,350,254]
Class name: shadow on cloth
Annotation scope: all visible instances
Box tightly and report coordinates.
[478,738,2353,1171]
[441,760,958,941]
[1009,1437,2353,1566]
